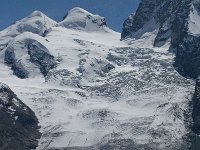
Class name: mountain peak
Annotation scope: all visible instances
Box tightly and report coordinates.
[29,10,44,17]
[59,7,107,31]
[0,9,57,44]
[63,7,91,20]
[121,0,200,48]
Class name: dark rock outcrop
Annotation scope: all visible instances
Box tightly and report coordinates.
[0,82,41,150]
[192,78,200,135]
[121,0,200,79]
[4,47,29,78]
[122,0,191,47]
[26,39,56,76]
[121,0,156,39]
[174,35,200,78]
[122,0,200,149]
[190,78,200,150]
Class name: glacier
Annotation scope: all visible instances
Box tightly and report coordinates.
[0,6,199,150]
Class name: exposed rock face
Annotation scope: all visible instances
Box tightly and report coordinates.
[193,78,200,135]
[121,0,156,39]
[190,78,200,150]
[174,35,200,78]
[0,82,41,150]
[4,46,29,78]
[122,0,200,149]
[122,0,192,47]
[27,39,56,76]
[173,1,200,78]
[121,0,200,79]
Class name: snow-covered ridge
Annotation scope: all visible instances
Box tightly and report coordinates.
[0,10,57,37]
[0,10,57,51]
[0,7,117,79]
[59,7,109,32]
[0,7,114,53]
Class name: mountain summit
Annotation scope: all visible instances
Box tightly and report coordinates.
[0,10,57,52]
[58,7,108,31]
[0,10,57,37]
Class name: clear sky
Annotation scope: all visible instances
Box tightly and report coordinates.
[0,0,139,32]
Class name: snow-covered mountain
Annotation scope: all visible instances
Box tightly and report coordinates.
[59,7,108,32]
[0,4,199,150]
[0,10,56,50]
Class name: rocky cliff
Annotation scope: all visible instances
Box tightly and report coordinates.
[0,82,41,150]
[122,0,200,78]
[122,0,200,149]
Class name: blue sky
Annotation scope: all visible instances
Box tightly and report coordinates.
[0,0,139,32]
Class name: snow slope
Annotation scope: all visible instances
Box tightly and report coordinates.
[188,4,200,36]
[0,7,195,150]
[0,10,57,51]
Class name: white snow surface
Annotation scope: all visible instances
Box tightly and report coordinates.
[0,10,57,51]
[189,5,200,36]
[0,8,195,149]
[59,7,109,32]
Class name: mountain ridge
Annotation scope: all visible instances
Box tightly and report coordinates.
[59,7,109,32]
